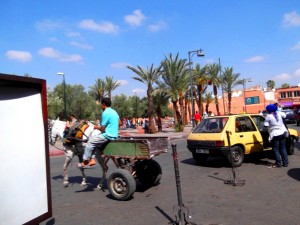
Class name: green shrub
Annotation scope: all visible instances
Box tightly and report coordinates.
[174,122,184,132]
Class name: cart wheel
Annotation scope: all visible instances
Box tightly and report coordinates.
[136,159,162,187]
[228,146,244,167]
[107,169,136,201]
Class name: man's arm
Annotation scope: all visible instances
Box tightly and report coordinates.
[94,125,106,132]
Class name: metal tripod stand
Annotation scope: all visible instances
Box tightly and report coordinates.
[224,131,245,186]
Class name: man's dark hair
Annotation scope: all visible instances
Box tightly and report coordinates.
[101,98,111,107]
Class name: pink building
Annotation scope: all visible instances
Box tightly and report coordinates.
[171,85,300,122]
[275,86,300,109]
[216,85,274,114]
[215,85,300,115]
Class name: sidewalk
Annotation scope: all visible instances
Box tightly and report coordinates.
[49,125,192,157]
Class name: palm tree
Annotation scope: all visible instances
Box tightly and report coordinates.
[266,80,275,90]
[105,76,121,99]
[160,53,189,128]
[207,63,221,115]
[194,64,209,115]
[281,83,290,88]
[89,78,107,102]
[203,92,214,113]
[221,67,240,114]
[153,90,170,131]
[127,64,162,134]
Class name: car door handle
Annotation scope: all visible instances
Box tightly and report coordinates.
[239,135,244,137]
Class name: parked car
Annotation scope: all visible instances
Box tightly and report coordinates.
[294,109,300,126]
[187,114,299,167]
[281,109,296,124]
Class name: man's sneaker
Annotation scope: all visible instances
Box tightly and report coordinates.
[88,158,96,166]
[76,160,89,168]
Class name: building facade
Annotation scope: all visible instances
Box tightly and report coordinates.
[203,85,300,115]
[275,86,300,109]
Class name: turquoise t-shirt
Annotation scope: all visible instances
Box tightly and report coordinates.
[101,107,119,139]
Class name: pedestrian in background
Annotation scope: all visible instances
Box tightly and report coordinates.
[194,111,201,125]
[208,111,214,116]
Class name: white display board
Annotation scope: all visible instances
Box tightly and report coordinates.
[0,74,52,225]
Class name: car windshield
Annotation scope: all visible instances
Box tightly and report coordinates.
[192,117,229,133]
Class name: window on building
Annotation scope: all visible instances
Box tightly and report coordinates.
[280,92,286,98]
[294,91,300,97]
[287,92,292,98]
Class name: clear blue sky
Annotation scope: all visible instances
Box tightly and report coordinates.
[1,1,300,97]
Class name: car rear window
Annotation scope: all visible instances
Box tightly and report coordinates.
[235,116,257,132]
[193,117,229,133]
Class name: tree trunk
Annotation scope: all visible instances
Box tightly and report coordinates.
[187,100,191,124]
[196,84,207,115]
[172,101,182,124]
[206,104,209,113]
[179,92,185,125]
[213,85,220,115]
[184,100,188,125]
[147,88,157,134]
[228,92,232,114]
[179,92,184,125]
[156,105,163,132]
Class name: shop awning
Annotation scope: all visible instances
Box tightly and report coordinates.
[279,102,293,107]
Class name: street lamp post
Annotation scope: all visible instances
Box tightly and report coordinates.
[188,49,205,128]
[242,78,252,113]
[57,72,66,119]
[132,90,138,125]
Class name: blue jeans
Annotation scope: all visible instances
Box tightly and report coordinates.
[83,135,108,161]
[271,134,288,166]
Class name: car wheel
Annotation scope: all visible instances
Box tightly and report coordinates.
[192,153,208,164]
[227,146,244,167]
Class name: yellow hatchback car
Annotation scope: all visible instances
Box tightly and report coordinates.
[187,114,299,167]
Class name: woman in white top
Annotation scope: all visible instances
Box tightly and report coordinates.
[264,104,289,168]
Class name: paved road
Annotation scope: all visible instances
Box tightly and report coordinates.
[42,125,300,225]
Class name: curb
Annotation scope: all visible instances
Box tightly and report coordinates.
[49,149,65,157]
[169,135,187,140]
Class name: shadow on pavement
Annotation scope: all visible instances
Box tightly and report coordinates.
[181,157,230,168]
[287,168,300,181]
[155,206,176,224]
[45,218,55,225]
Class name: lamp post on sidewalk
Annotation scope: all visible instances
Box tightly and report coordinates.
[57,72,66,119]
[188,49,205,128]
